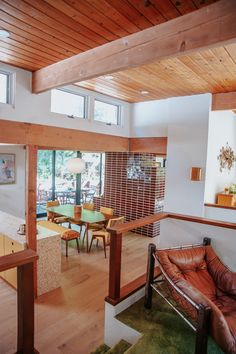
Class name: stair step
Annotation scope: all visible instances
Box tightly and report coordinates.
[106,340,131,354]
[90,343,110,354]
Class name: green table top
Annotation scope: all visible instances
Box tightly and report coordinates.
[46,204,107,224]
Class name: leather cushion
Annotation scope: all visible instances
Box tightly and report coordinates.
[156,246,236,353]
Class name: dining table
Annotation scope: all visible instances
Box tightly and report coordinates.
[46,204,112,252]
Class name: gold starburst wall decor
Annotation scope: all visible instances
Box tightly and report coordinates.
[217,143,236,172]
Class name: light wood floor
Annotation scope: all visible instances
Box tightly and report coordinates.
[0,232,159,354]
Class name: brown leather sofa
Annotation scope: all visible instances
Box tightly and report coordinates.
[144,238,236,354]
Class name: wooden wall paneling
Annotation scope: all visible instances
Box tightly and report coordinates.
[32,0,236,93]
[129,137,167,155]
[212,91,236,110]
[0,119,129,152]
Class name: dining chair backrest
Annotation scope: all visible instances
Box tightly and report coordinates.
[46,200,60,220]
[107,216,124,229]
[100,206,114,215]
[83,202,94,211]
[46,200,60,208]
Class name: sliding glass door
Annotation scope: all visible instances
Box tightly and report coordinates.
[37,150,105,217]
[37,150,53,216]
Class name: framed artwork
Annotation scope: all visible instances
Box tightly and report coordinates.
[0,154,15,184]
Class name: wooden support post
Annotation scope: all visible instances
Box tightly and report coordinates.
[16,262,36,354]
[144,243,156,309]
[25,145,38,296]
[195,305,211,354]
[109,232,122,300]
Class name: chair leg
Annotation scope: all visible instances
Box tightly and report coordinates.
[76,238,80,254]
[144,243,156,309]
[96,239,99,247]
[102,237,106,258]
[89,236,94,253]
[66,240,68,257]
[195,305,210,354]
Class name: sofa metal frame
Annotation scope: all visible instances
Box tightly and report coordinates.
[144,237,212,354]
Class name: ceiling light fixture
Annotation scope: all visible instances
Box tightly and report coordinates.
[0,29,10,38]
[140,90,149,95]
[104,75,114,80]
[66,158,86,174]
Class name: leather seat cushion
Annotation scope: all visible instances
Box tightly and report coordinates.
[157,247,217,301]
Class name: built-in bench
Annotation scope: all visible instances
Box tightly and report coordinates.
[37,220,80,257]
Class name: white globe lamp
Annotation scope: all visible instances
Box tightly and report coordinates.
[66,158,86,174]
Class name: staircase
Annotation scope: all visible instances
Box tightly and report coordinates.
[91,340,131,354]
[92,294,223,354]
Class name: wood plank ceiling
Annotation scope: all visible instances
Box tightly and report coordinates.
[76,44,236,102]
[0,0,228,103]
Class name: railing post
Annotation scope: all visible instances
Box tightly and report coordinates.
[109,232,122,300]
[16,262,36,354]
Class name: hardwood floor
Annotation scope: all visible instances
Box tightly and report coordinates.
[0,232,159,354]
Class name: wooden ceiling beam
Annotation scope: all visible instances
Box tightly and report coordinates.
[32,0,236,94]
[212,91,236,110]
[0,119,129,152]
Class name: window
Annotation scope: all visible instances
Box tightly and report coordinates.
[37,150,105,216]
[94,99,120,125]
[0,71,12,104]
[51,89,86,118]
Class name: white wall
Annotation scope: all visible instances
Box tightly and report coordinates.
[131,94,211,217]
[205,110,236,203]
[204,205,236,222]
[160,218,236,271]
[0,63,131,138]
[0,145,25,218]
[130,99,169,137]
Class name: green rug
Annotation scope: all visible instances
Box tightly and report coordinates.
[116,295,224,354]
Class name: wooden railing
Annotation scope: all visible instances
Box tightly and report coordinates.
[0,249,38,354]
[106,212,236,304]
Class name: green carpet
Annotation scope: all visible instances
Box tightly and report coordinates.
[116,295,224,354]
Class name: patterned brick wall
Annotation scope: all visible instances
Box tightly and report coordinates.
[94,152,166,237]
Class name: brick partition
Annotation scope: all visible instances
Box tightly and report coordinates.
[94,152,166,237]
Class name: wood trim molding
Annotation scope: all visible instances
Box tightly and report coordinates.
[205,203,236,210]
[108,211,236,234]
[32,0,236,93]
[0,119,129,152]
[105,266,161,306]
[129,137,167,155]
[168,212,236,230]
[107,212,169,234]
[0,249,38,273]
[212,92,236,110]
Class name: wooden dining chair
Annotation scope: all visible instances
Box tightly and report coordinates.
[70,202,95,235]
[61,229,80,257]
[83,202,95,211]
[46,200,70,226]
[89,217,124,258]
[87,206,114,237]
[100,206,114,215]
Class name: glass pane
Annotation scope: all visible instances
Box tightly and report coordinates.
[0,73,8,104]
[94,100,119,124]
[81,153,105,203]
[55,151,77,205]
[51,89,85,118]
[37,150,53,215]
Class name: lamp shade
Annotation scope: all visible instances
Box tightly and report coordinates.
[66,158,85,173]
